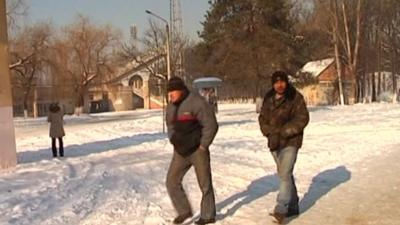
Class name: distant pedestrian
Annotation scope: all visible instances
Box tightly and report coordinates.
[165,77,219,225]
[47,103,65,157]
[208,88,218,113]
[258,71,309,223]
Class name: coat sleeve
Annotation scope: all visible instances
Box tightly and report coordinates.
[258,98,275,137]
[280,94,310,138]
[196,98,218,149]
[165,104,175,140]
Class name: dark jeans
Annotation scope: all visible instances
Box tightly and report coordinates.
[51,137,64,157]
[166,149,216,220]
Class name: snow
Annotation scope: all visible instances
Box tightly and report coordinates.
[300,58,334,77]
[1,103,400,225]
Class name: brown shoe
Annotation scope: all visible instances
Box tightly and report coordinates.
[269,212,285,224]
[172,212,193,224]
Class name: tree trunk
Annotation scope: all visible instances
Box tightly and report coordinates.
[392,53,398,103]
[341,0,362,104]
[377,0,383,100]
[74,86,85,116]
[371,72,376,102]
[363,59,370,103]
[333,0,345,105]
[33,88,38,118]
[23,88,31,119]
[363,72,369,103]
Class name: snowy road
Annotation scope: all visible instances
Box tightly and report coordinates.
[0,103,399,225]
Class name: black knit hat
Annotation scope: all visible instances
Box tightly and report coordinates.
[167,76,187,92]
[271,71,289,84]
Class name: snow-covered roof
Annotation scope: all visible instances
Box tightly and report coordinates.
[300,58,334,77]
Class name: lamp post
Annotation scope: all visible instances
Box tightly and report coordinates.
[145,10,171,81]
[146,10,172,134]
[156,77,166,133]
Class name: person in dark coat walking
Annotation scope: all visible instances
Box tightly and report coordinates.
[258,71,310,223]
[47,103,65,157]
[165,77,219,225]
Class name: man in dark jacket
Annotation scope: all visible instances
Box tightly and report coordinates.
[258,71,309,223]
[165,77,219,225]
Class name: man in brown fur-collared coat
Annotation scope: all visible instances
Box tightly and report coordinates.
[258,71,309,223]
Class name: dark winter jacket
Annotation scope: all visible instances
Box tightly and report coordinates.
[258,85,309,151]
[166,92,218,157]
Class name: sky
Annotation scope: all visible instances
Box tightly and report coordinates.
[23,0,210,42]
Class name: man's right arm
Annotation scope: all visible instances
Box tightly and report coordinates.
[258,99,274,137]
[165,104,175,139]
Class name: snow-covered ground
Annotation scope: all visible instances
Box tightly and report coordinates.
[1,103,399,225]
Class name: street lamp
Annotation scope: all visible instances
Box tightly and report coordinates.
[145,10,171,81]
[146,10,172,134]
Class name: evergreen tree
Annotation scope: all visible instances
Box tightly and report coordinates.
[193,0,304,99]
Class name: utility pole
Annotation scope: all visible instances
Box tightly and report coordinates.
[170,0,184,77]
[145,10,171,133]
[145,10,171,81]
[0,0,17,170]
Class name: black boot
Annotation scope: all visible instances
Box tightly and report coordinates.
[51,138,57,157]
[59,138,64,157]
[194,218,216,225]
[287,205,299,217]
[172,212,193,224]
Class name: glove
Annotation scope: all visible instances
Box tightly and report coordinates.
[267,128,281,150]
[268,133,279,150]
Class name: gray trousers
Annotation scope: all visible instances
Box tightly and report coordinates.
[166,149,216,219]
[271,146,299,214]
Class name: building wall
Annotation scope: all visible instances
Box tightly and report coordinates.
[319,63,354,82]
[300,83,337,106]
[318,64,338,82]
[301,63,356,105]
[110,85,134,111]
[12,86,75,117]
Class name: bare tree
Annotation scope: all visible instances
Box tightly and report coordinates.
[52,16,121,115]
[382,0,400,103]
[317,0,364,104]
[340,0,363,104]
[118,18,188,81]
[329,0,346,105]
[142,18,188,79]
[9,22,52,118]
[118,19,165,78]
[6,0,27,33]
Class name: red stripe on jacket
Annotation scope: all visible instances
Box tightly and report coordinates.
[176,115,198,122]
